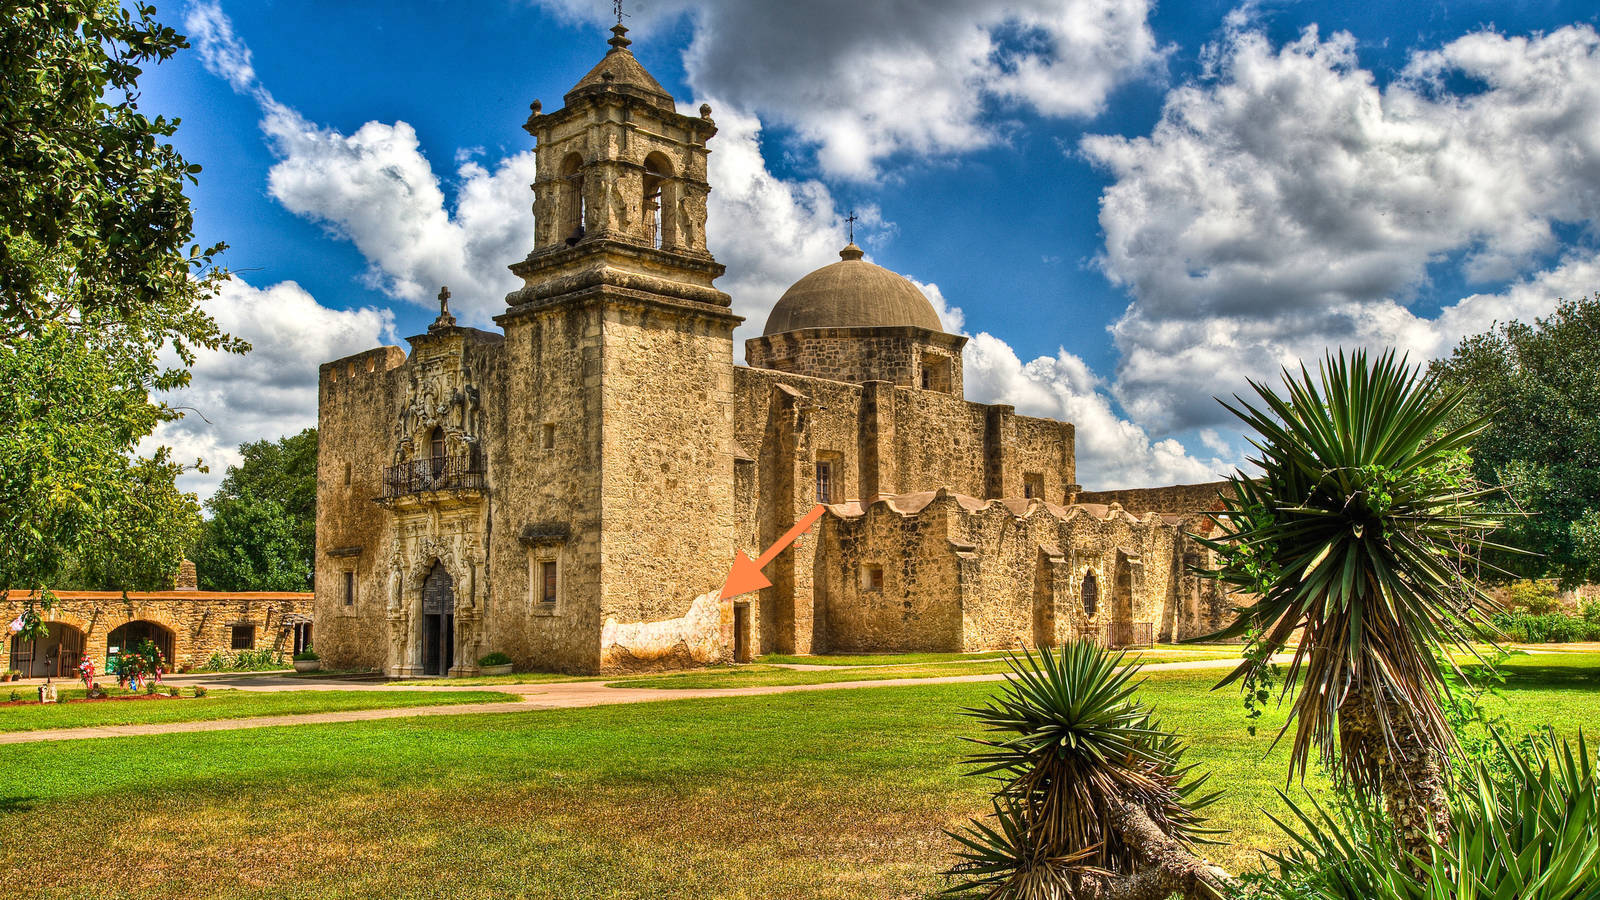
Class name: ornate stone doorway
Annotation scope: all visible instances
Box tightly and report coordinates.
[421,563,455,676]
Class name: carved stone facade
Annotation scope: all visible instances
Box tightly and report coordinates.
[313,29,1231,677]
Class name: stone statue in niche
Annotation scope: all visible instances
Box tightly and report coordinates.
[678,190,707,248]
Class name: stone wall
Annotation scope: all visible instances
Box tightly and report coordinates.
[315,346,407,672]
[814,492,1229,653]
[2,590,312,676]
[1075,482,1229,515]
[745,326,966,395]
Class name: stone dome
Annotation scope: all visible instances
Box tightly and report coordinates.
[762,244,944,336]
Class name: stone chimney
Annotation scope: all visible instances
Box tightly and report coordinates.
[174,558,198,591]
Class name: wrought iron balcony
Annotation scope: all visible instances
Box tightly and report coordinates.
[381,453,485,499]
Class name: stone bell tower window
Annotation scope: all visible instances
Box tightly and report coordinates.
[643,152,673,250]
[559,152,585,245]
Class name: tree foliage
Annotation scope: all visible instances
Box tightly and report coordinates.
[1429,293,1600,588]
[192,429,318,592]
[0,1,245,595]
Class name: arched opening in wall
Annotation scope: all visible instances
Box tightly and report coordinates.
[559,152,585,245]
[8,622,85,678]
[1081,571,1099,619]
[428,426,446,464]
[920,352,952,393]
[642,152,674,250]
[421,562,456,676]
[106,620,174,673]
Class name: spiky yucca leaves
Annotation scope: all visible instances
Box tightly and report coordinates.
[945,642,1223,899]
[1194,350,1508,844]
[1258,732,1600,900]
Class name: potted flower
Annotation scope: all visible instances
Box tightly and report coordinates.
[292,646,321,673]
[477,652,513,676]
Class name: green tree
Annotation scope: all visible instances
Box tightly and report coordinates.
[192,429,318,591]
[1429,293,1600,588]
[0,1,246,599]
[1196,350,1503,857]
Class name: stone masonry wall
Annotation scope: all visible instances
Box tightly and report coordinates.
[1075,482,1229,514]
[316,346,407,672]
[745,327,965,395]
[3,591,312,674]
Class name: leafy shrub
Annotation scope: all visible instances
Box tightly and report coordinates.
[199,648,285,671]
[1503,579,1561,614]
[1491,610,1600,643]
[292,646,319,662]
[193,686,208,698]
[1249,731,1599,900]
[7,691,18,702]
[478,651,512,667]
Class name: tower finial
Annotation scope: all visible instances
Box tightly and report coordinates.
[608,1,631,51]
[846,210,858,244]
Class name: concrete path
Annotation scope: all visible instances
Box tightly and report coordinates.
[0,654,1258,746]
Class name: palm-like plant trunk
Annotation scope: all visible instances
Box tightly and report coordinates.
[1076,799,1231,900]
[1337,684,1452,861]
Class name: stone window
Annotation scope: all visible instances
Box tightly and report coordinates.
[541,423,556,450]
[343,570,356,607]
[528,548,561,612]
[1081,571,1099,617]
[920,353,952,393]
[230,624,256,650]
[429,427,446,463]
[861,564,884,592]
[1024,472,1045,500]
[343,461,353,486]
[815,460,833,504]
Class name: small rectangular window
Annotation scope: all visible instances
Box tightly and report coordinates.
[861,564,883,592]
[540,560,558,604]
[344,570,355,606]
[1024,472,1045,500]
[230,625,255,650]
[343,462,353,485]
[541,423,556,450]
[815,461,832,504]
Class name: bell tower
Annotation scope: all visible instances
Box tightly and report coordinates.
[509,21,725,308]
[495,22,740,671]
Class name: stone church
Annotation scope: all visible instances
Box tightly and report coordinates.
[314,25,1229,676]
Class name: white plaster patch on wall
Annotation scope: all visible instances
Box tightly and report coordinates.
[599,591,726,670]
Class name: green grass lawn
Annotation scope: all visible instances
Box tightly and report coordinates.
[0,687,506,733]
[0,653,1588,899]
[619,647,1243,689]
[757,643,1243,667]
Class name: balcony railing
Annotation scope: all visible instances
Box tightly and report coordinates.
[382,453,485,499]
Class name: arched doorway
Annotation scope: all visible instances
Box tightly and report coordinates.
[421,563,455,676]
[106,620,175,672]
[8,622,85,678]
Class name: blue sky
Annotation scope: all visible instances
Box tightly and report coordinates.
[146,0,1600,494]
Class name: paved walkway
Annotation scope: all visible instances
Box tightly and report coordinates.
[0,655,1257,746]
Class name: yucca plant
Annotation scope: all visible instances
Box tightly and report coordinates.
[1194,349,1510,855]
[945,641,1228,900]
[1256,732,1600,900]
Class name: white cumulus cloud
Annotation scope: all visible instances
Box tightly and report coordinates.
[536,0,1166,178]
[1082,21,1600,431]
[150,278,395,497]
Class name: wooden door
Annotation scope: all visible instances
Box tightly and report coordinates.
[421,564,455,676]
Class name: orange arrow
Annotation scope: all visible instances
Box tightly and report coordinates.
[719,503,827,600]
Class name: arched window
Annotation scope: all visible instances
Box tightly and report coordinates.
[642,152,673,249]
[1081,571,1099,617]
[428,427,446,462]
[559,152,585,245]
